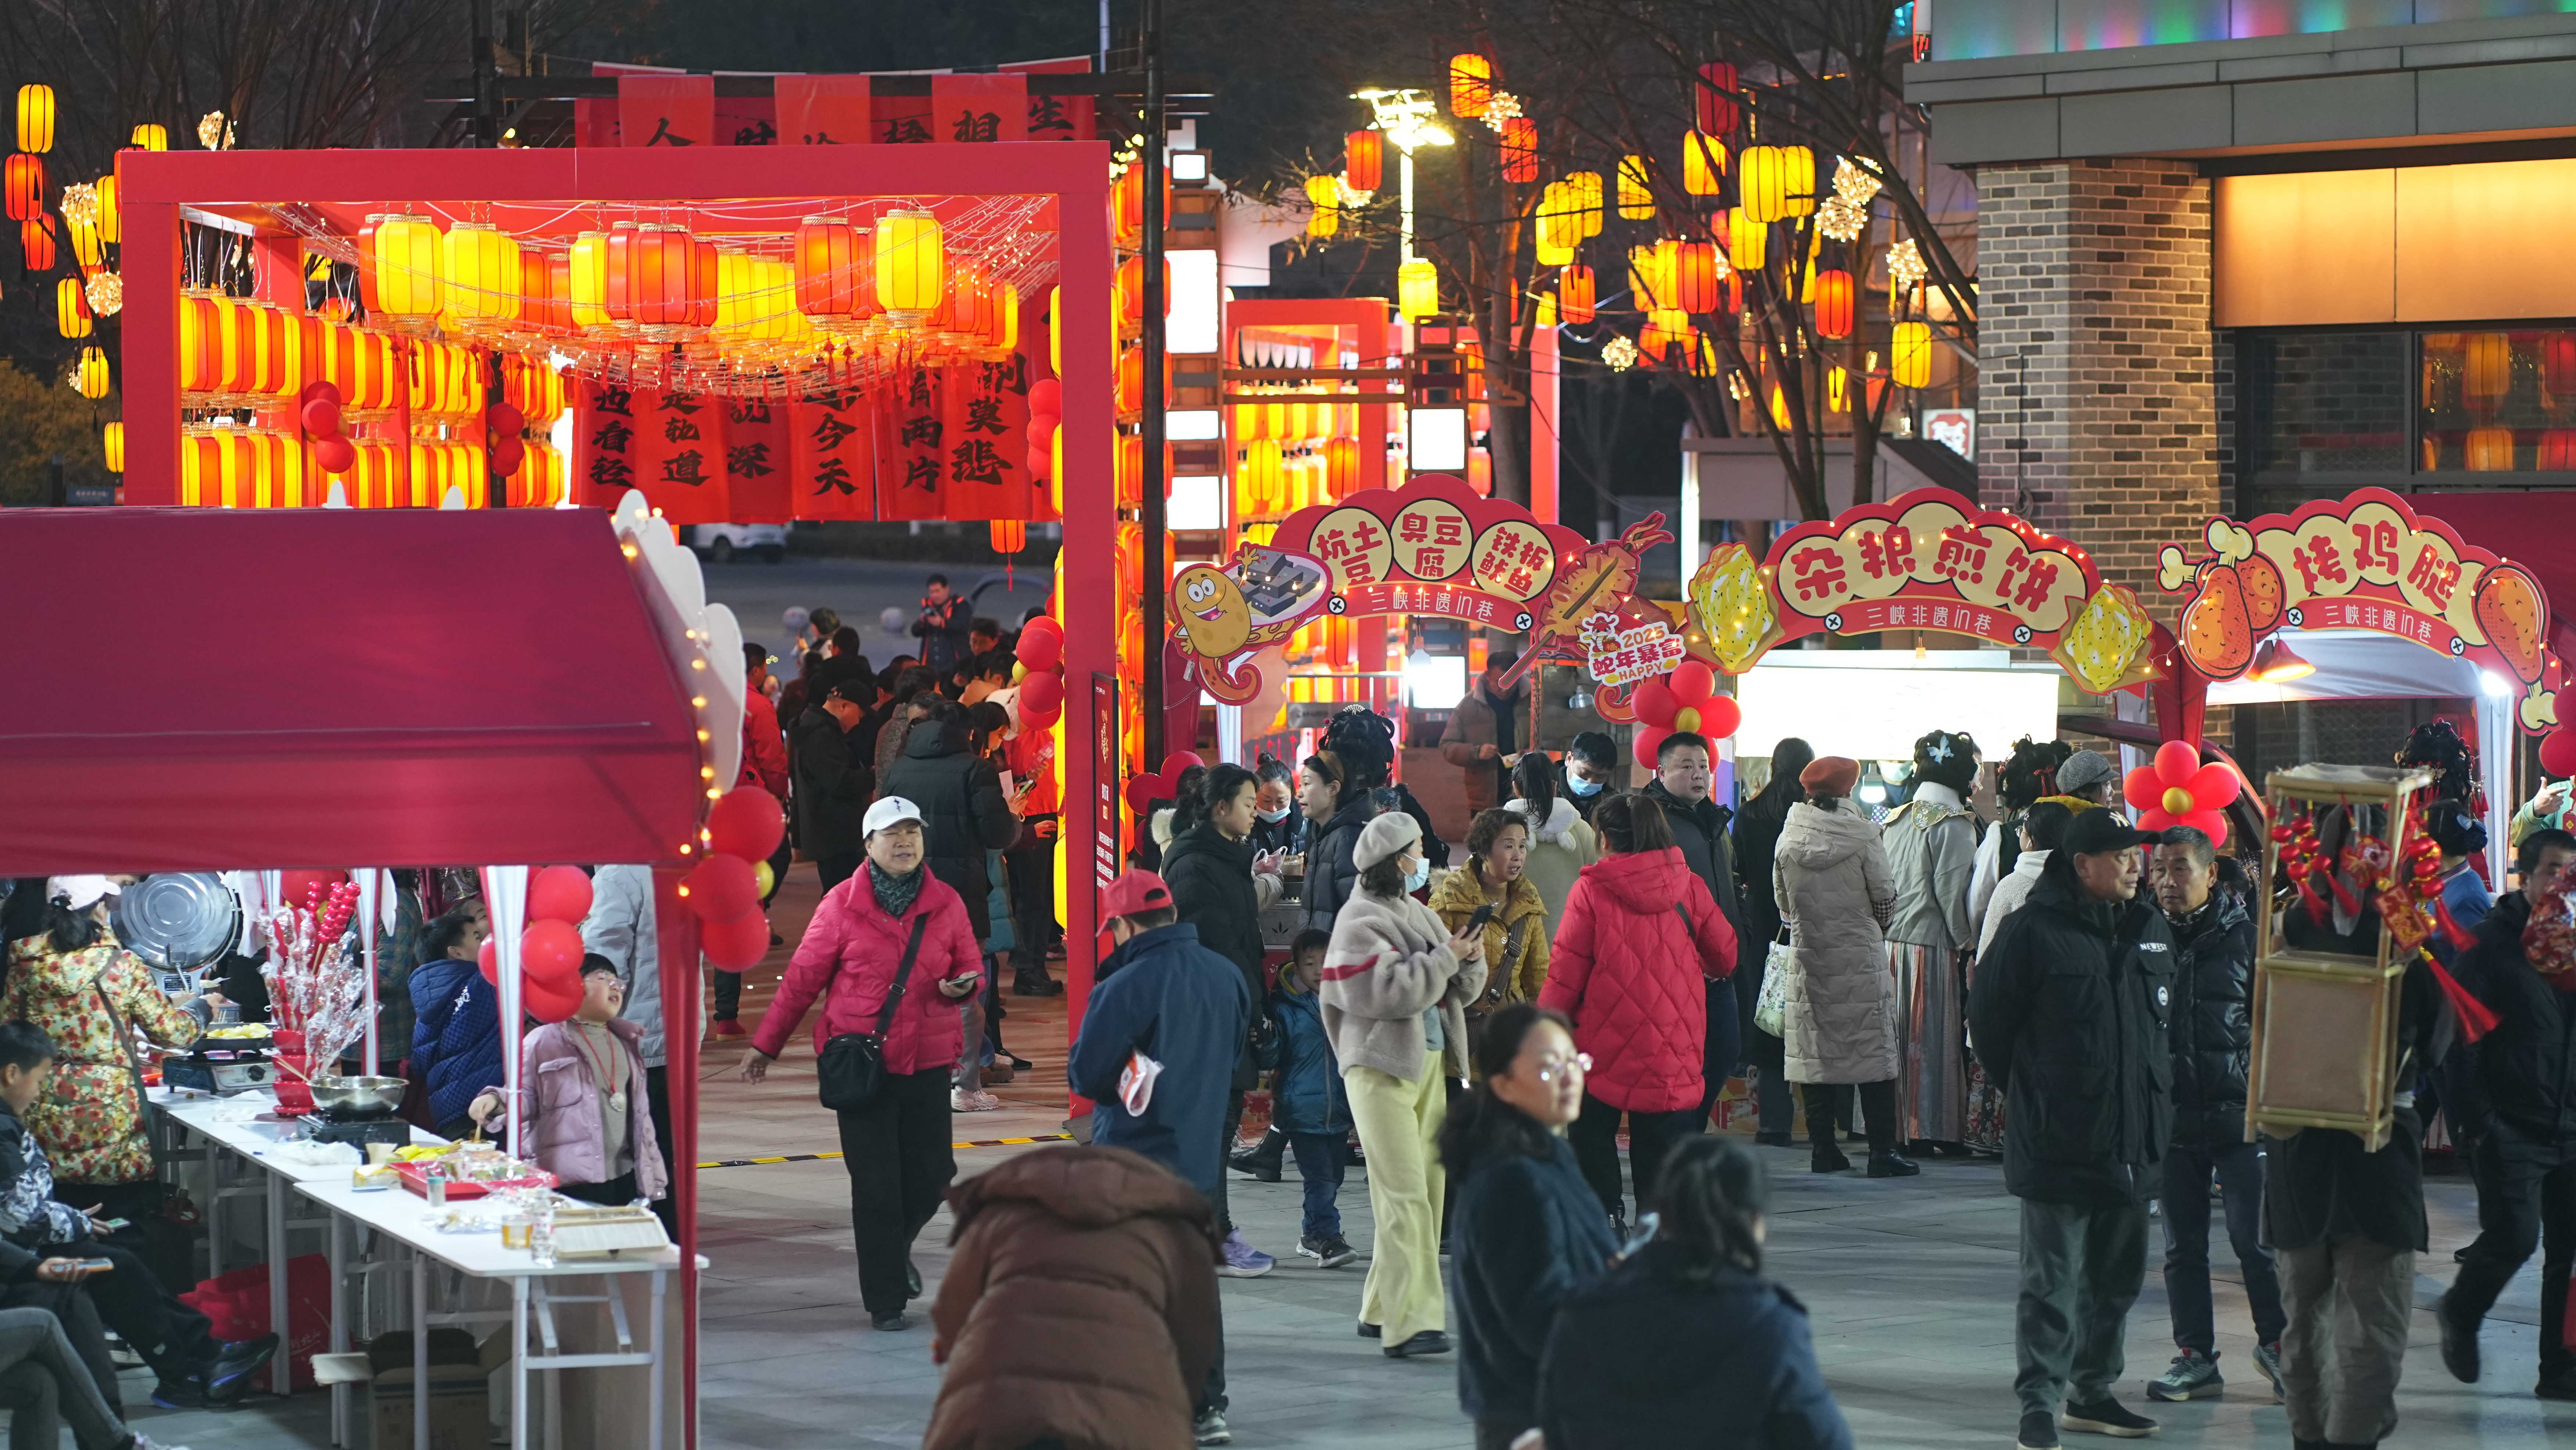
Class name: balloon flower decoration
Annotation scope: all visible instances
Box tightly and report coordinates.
[683,786,790,973]
[2541,722,2576,782]
[1125,750,1209,815]
[478,864,595,1025]
[1625,660,1742,770]
[2123,740,2243,842]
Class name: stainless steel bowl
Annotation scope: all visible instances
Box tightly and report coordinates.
[310,1075,408,1117]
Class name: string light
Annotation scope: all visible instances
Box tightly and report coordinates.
[1601,335,1639,372]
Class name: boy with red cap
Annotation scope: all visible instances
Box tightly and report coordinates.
[1070,867,1255,1444]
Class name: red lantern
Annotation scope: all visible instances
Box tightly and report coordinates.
[1813,269,1856,339]
[3,153,44,222]
[1345,129,1384,193]
[990,518,1027,554]
[1559,264,1596,324]
[2547,333,2576,398]
[1697,63,1740,135]
[19,216,55,271]
[1499,117,1539,183]
[1676,242,1721,314]
[2542,429,2576,471]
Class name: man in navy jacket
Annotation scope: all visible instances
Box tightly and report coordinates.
[1068,868,1252,1442]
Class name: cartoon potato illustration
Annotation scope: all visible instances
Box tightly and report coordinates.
[1172,564,1253,658]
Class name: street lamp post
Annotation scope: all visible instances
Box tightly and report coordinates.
[1350,88,1450,262]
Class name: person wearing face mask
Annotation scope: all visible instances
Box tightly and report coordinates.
[1560,732,1621,825]
[1320,811,1489,1360]
[1442,1006,1619,1450]
[1249,756,1308,858]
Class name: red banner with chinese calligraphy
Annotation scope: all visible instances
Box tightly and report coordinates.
[617,74,715,148]
[875,367,947,521]
[1004,57,1097,141]
[2159,487,2559,731]
[789,385,879,521]
[632,389,730,524]
[722,397,792,523]
[939,350,1037,520]
[777,75,870,146]
[930,74,1028,143]
[573,380,643,508]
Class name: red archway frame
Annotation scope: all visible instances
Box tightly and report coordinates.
[117,143,1117,1446]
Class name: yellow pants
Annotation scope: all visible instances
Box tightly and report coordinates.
[1345,1062,1448,1344]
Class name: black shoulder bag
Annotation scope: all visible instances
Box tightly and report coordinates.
[816,916,932,1112]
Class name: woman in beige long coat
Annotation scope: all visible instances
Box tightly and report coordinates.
[1771,756,1913,1178]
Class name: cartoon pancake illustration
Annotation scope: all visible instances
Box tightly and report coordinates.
[1173,564,1252,657]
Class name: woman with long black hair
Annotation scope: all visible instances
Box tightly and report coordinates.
[1731,738,1814,1145]
[1537,1135,1853,1450]
[1442,1003,1618,1450]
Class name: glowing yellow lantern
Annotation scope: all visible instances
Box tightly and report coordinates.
[371,212,443,330]
[74,345,109,399]
[1726,207,1767,270]
[1827,367,1851,413]
[990,283,1020,356]
[54,276,89,338]
[1534,182,1578,267]
[441,221,522,329]
[1305,173,1341,239]
[2465,333,2512,402]
[94,174,117,244]
[1739,145,1816,223]
[129,123,167,151]
[1568,171,1603,237]
[14,85,53,154]
[1617,155,1654,220]
[1450,54,1492,118]
[875,208,945,327]
[1398,258,1438,321]
[567,230,609,329]
[1683,131,1728,196]
[1048,285,1061,376]
[1892,320,1933,388]
[1627,244,1670,310]
[2466,426,2515,471]
[101,421,123,472]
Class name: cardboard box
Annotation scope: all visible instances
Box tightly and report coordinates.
[364,1329,509,1450]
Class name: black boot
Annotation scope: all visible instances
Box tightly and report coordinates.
[1862,1081,1918,1177]
[1802,1084,1851,1172]
[1014,968,1063,996]
[1228,1126,1286,1181]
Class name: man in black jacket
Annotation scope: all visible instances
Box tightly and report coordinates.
[1969,810,2175,1450]
[1163,762,1288,1275]
[788,678,874,893]
[1560,731,1621,825]
[2142,826,2282,1405]
[877,703,1019,942]
[1644,732,1746,1121]
[2439,826,2576,1397]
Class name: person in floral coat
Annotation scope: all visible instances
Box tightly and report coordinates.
[1,879,206,1236]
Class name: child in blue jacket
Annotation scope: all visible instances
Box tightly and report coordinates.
[1266,930,1356,1268]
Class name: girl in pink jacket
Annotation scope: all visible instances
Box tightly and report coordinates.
[472,957,669,1209]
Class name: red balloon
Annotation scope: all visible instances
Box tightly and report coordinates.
[1027,379,1062,418]
[1027,444,1051,480]
[1027,413,1060,453]
[2123,765,2164,813]
[683,854,760,922]
[1668,661,1717,708]
[1697,694,1742,740]
[1634,725,1672,772]
[519,918,584,983]
[277,869,348,913]
[2544,725,2576,781]
[1019,668,1066,717]
[1124,773,1168,814]
[1023,614,1066,643]
[2186,762,2243,811]
[300,398,341,438]
[527,864,594,925]
[1631,678,1678,729]
[1016,627,1065,672]
[2182,810,2230,848]
[487,403,525,436]
[1161,751,1205,779]
[702,909,771,972]
[492,437,526,475]
[314,436,357,475]
[522,971,584,1025]
[707,787,787,861]
[299,379,343,407]
[478,936,500,986]
[2154,739,2201,787]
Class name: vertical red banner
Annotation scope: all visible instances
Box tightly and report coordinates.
[941,351,1033,519]
[574,379,641,507]
[723,397,792,523]
[777,75,872,146]
[790,385,878,520]
[633,390,731,525]
[930,74,1028,143]
[871,92,935,144]
[881,366,951,521]
[617,74,716,148]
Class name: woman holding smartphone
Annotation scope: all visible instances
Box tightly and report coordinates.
[739,796,983,1332]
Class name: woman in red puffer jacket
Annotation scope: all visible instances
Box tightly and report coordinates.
[1539,793,1737,1231]
[740,797,984,1331]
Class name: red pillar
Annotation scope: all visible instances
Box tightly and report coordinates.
[119,178,179,505]
[651,865,702,1438]
[1058,178,1115,1060]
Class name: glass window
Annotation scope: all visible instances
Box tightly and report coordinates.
[2238,332,2409,511]
[2419,329,2576,474]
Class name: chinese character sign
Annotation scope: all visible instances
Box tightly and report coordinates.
[574,381,639,507]
[937,349,1034,520]
[1583,611,1688,689]
[723,397,792,523]
[2160,489,2558,726]
[789,386,877,521]
[777,75,870,146]
[633,390,730,524]
[1270,474,1588,623]
[931,74,1027,143]
[1761,488,2096,650]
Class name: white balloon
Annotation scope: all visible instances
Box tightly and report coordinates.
[880,606,908,635]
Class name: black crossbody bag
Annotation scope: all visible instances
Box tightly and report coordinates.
[816,916,931,1112]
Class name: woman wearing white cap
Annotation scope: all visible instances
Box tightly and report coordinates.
[1318,811,1488,1360]
[738,797,984,1332]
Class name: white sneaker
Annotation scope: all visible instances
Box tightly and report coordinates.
[951,1088,1003,1112]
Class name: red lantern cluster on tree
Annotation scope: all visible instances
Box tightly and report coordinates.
[2122,740,2241,842]
[300,379,357,476]
[688,786,789,972]
[1626,659,1742,769]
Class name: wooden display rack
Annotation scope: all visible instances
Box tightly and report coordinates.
[2246,763,2434,1151]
